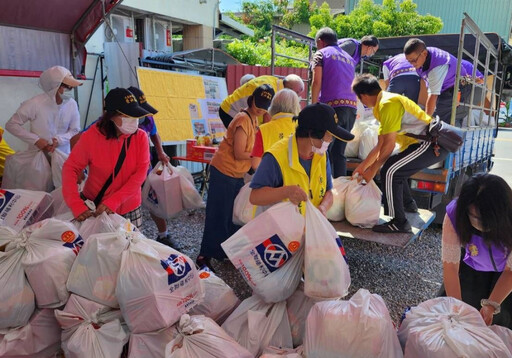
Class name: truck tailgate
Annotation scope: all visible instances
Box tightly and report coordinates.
[331,209,435,248]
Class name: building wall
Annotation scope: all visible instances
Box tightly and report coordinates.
[122,0,219,28]
[345,0,512,41]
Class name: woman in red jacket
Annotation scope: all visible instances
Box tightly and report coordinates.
[62,88,150,227]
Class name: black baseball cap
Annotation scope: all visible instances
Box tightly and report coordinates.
[252,84,275,110]
[297,103,355,142]
[128,86,158,114]
[105,88,150,118]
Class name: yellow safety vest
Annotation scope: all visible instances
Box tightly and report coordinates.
[0,128,14,177]
[259,112,297,153]
[220,76,284,124]
[267,135,327,215]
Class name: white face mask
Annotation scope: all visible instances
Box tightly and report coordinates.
[116,117,139,135]
[59,89,73,102]
[311,139,330,155]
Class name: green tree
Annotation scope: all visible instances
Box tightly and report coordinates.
[238,0,289,40]
[282,0,319,29]
[309,0,443,38]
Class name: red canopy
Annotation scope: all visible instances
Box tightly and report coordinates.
[0,0,122,74]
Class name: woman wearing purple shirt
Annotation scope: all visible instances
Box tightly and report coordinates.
[441,174,512,328]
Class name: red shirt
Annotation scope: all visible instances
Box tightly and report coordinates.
[62,125,150,217]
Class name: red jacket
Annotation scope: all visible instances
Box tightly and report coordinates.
[62,124,149,217]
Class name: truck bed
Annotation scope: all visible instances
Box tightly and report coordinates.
[331,209,436,248]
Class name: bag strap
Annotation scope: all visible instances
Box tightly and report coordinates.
[94,134,133,206]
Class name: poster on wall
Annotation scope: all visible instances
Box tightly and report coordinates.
[198,99,225,139]
[191,119,208,137]
[202,75,228,100]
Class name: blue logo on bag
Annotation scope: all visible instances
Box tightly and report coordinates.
[255,234,292,273]
[160,254,192,285]
[0,190,15,211]
[335,237,348,263]
[61,231,84,256]
[147,186,159,205]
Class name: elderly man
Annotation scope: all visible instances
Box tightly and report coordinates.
[338,35,379,65]
[311,27,358,178]
[219,74,304,128]
[6,66,82,154]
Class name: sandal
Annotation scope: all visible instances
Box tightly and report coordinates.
[195,256,216,273]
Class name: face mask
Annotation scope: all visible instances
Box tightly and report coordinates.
[311,139,330,155]
[59,90,73,102]
[116,117,139,135]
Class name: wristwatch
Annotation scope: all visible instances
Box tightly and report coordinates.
[480,299,501,315]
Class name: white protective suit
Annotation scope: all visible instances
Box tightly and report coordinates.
[6,66,81,154]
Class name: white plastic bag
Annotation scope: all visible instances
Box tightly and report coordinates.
[78,212,134,241]
[0,247,35,329]
[173,165,205,209]
[222,295,293,357]
[345,179,381,228]
[221,202,305,303]
[305,289,403,358]
[3,150,53,192]
[116,234,204,333]
[0,189,53,232]
[490,325,512,354]
[50,148,68,188]
[55,294,129,358]
[286,283,318,347]
[66,228,134,308]
[0,309,61,358]
[189,268,241,325]
[344,118,379,158]
[260,346,304,357]
[129,326,177,358]
[1,218,83,309]
[326,176,351,222]
[398,297,512,358]
[165,314,253,358]
[142,162,183,219]
[358,127,379,160]
[232,182,258,225]
[304,201,350,300]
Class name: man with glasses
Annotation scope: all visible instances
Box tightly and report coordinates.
[404,38,469,125]
[311,27,358,178]
[338,35,380,65]
[6,66,82,154]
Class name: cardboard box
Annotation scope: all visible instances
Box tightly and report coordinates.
[0,189,53,232]
[186,139,218,161]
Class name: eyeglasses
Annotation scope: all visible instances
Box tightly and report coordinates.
[408,51,424,64]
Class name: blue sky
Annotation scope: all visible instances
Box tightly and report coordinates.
[219,0,244,12]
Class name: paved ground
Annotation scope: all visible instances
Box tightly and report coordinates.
[136,126,511,325]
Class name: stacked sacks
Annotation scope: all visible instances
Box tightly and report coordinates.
[116,232,204,334]
[0,309,61,358]
[397,297,512,358]
[0,218,83,325]
[128,326,177,358]
[260,346,304,357]
[189,268,240,324]
[286,283,319,347]
[54,294,129,358]
[490,325,512,354]
[165,314,252,358]
[222,295,294,357]
[67,215,137,307]
[222,202,305,303]
[304,289,403,358]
